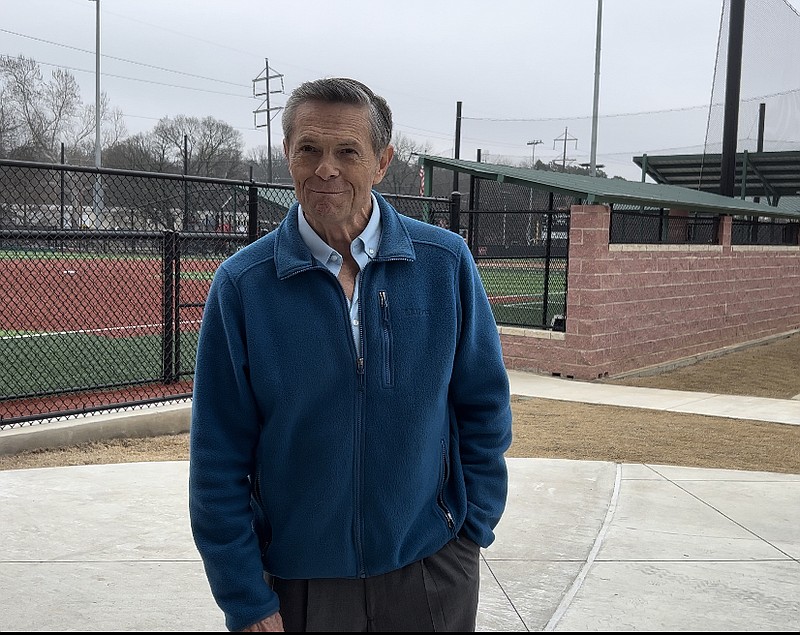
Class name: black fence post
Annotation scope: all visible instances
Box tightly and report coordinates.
[59,143,65,231]
[449,191,461,235]
[173,234,182,384]
[162,230,176,384]
[542,212,553,327]
[248,183,258,244]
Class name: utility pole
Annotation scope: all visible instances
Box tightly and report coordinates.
[553,127,578,171]
[526,139,542,169]
[253,59,285,182]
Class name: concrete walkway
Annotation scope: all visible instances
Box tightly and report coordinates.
[508,370,800,426]
[1,371,799,632]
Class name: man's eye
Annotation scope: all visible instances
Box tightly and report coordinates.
[299,145,316,153]
[340,148,357,155]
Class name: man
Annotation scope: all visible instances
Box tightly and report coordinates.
[189,77,512,632]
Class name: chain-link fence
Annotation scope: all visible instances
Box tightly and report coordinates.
[0,160,454,427]
[1,160,569,427]
[609,205,799,245]
[731,217,800,245]
[609,207,721,244]
[462,179,573,330]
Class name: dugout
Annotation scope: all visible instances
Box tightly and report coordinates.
[417,155,800,380]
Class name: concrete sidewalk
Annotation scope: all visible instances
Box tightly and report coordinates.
[0,459,797,632]
[508,370,800,427]
[1,371,799,631]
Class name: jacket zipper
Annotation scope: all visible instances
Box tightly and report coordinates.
[355,269,366,576]
[438,440,455,530]
[378,290,393,387]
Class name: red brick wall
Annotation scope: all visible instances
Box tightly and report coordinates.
[501,205,800,380]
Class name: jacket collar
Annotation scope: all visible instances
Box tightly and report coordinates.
[274,190,416,279]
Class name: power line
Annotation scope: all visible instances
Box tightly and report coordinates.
[463,104,709,123]
[0,54,256,100]
[0,27,249,88]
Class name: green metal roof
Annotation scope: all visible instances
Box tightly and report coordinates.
[632,151,800,203]
[418,155,800,220]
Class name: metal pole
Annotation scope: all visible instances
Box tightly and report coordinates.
[89,0,102,227]
[60,143,65,230]
[526,140,542,214]
[754,102,765,203]
[248,183,259,243]
[589,0,603,177]
[265,58,273,183]
[94,0,101,170]
[449,191,461,236]
[452,101,462,193]
[720,0,746,197]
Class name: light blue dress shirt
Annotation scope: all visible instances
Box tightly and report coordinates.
[297,194,382,357]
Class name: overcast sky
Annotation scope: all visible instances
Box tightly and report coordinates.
[1,0,797,180]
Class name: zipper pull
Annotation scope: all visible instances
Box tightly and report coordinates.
[357,357,364,375]
[379,290,387,308]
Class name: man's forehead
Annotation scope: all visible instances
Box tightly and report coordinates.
[291,103,371,141]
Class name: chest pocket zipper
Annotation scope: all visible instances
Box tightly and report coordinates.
[378,290,394,388]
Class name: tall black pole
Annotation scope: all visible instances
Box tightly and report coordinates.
[452,101,462,193]
[720,0,746,197]
[754,102,765,203]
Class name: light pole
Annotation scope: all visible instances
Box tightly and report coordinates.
[89,0,102,225]
[526,139,542,244]
[89,0,101,169]
[589,0,603,176]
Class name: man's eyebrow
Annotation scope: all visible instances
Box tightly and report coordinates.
[294,134,364,147]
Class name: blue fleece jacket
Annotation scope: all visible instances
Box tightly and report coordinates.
[188,191,513,631]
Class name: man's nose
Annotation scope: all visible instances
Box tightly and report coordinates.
[314,153,339,180]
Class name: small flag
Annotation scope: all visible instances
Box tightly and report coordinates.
[419,167,425,196]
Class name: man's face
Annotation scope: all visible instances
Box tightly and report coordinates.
[284,101,393,225]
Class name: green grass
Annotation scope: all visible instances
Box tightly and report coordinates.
[1,258,567,400]
[0,332,199,398]
[476,260,567,327]
[0,249,160,261]
[178,270,216,281]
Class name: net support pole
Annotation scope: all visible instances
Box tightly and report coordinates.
[720,0,746,197]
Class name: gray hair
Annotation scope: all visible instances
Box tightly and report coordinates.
[282,77,393,156]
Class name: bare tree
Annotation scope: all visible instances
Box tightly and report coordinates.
[0,85,22,157]
[246,144,291,184]
[378,132,433,196]
[151,115,245,178]
[0,55,99,162]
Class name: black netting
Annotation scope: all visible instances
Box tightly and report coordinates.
[703,0,800,162]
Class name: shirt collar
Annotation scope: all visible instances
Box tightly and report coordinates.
[297,193,382,273]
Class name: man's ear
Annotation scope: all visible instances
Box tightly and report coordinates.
[372,145,394,186]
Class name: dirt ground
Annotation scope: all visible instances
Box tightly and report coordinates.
[2,332,800,474]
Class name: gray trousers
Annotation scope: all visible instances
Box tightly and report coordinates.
[269,536,482,632]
